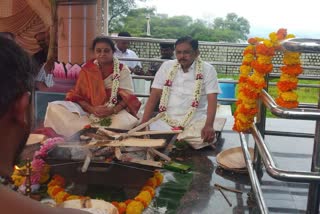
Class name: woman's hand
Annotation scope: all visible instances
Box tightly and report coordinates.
[92,105,113,117]
[201,125,216,143]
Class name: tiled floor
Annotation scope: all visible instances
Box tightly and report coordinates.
[175,115,317,214]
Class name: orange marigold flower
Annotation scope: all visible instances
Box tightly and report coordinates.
[248,38,258,45]
[256,44,275,56]
[243,49,254,56]
[276,28,287,40]
[277,81,298,91]
[126,200,144,214]
[51,186,64,197]
[251,61,273,74]
[125,199,134,205]
[142,186,155,197]
[280,65,303,75]
[145,177,157,188]
[276,97,298,108]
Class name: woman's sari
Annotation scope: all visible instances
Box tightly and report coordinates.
[66,59,141,116]
[44,59,141,137]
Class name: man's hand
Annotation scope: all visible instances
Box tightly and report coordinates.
[201,124,216,143]
[92,105,113,118]
[44,53,57,74]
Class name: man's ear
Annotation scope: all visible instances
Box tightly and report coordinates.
[12,92,31,124]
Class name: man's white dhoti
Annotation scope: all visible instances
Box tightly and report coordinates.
[177,119,216,149]
[149,119,215,149]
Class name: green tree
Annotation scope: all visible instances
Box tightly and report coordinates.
[212,13,250,42]
[110,8,250,43]
[108,0,147,32]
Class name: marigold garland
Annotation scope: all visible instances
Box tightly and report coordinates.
[12,136,164,214]
[233,28,303,132]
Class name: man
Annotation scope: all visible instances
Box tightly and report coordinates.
[147,42,175,76]
[0,37,88,214]
[114,31,142,72]
[141,36,221,149]
[33,31,56,90]
[33,31,50,68]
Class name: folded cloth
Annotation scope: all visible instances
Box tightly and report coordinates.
[44,102,139,137]
[44,102,91,137]
[177,119,216,150]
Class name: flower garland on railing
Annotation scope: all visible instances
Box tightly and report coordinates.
[159,57,204,128]
[275,51,303,108]
[233,28,302,132]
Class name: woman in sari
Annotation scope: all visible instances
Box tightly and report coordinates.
[44,37,141,137]
[66,36,141,117]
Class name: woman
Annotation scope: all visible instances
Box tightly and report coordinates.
[44,37,141,137]
[66,36,140,117]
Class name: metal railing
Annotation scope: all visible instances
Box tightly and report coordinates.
[239,38,320,214]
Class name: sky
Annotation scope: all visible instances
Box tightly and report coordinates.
[137,0,320,38]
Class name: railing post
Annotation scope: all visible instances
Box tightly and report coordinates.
[306,90,320,213]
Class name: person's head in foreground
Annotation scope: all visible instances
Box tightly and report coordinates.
[175,36,200,71]
[92,36,116,66]
[0,31,15,41]
[0,37,35,177]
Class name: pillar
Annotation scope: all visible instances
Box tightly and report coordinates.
[57,0,97,64]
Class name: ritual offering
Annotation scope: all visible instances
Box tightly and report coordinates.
[60,199,118,214]
[216,147,254,173]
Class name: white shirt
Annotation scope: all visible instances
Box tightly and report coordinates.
[35,64,54,87]
[114,46,142,69]
[152,59,221,123]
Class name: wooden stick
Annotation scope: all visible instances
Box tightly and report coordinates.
[214,183,243,194]
[59,138,166,148]
[128,129,182,136]
[128,112,165,134]
[110,130,182,139]
[81,152,92,173]
[149,148,171,162]
[216,187,232,207]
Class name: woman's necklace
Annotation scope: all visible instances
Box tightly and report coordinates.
[158,57,204,128]
[94,57,120,108]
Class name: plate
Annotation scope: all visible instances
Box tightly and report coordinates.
[216,147,254,170]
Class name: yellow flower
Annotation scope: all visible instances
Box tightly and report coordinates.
[135,191,152,207]
[286,34,295,39]
[66,195,81,201]
[240,65,252,76]
[279,74,298,83]
[54,191,68,204]
[126,201,144,214]
[280,91,298,101]
[243,54,254,62]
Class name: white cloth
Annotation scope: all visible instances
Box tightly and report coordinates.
[152,59,221,123]
[35,64,54,87]
[114,46,141,69]
[103,65,134,93]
